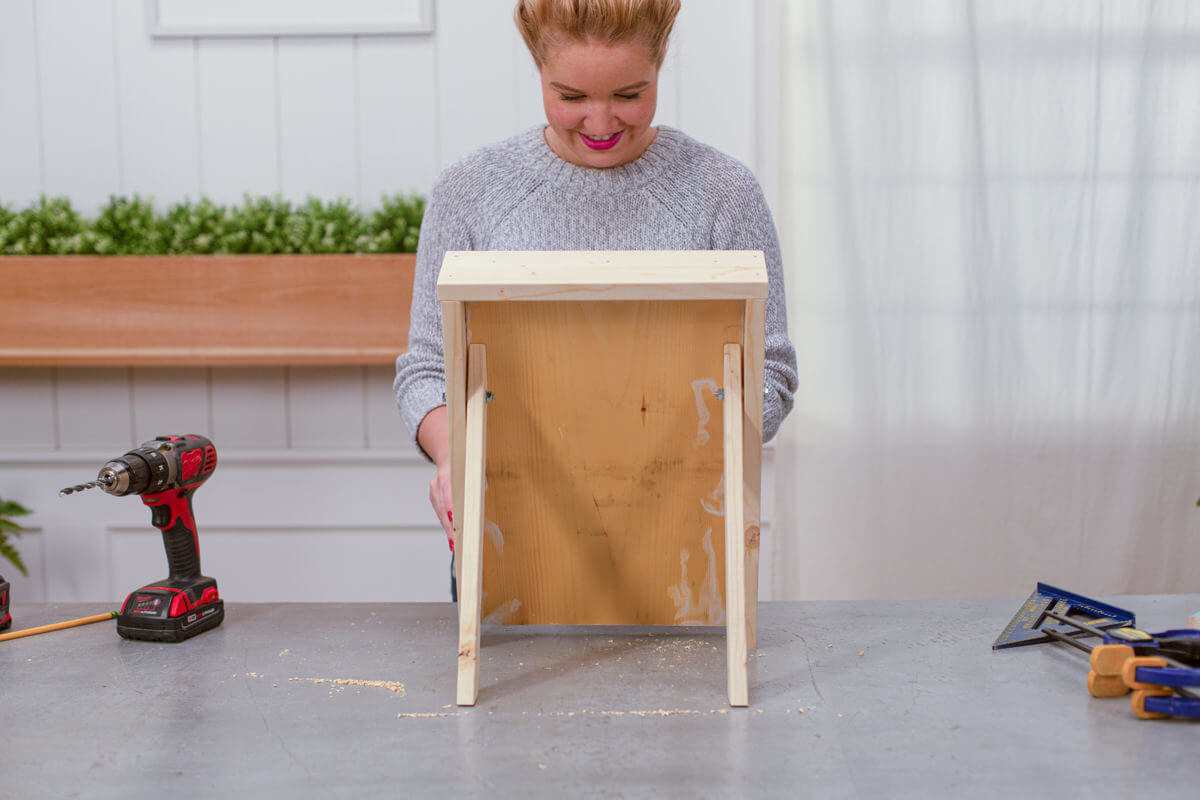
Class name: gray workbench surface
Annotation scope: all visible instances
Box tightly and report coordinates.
[2,596,1196,799]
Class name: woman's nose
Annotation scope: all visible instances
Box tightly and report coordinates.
[582,101,618,132]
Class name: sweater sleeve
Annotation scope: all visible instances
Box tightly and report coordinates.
[710,173,799,443]
[393,173,473,460]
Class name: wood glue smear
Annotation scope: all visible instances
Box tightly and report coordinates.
[691,379,719,446]
[667,527,725,625]
[290,677,405,695]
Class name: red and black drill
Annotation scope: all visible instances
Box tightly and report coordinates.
[60,434,224,642]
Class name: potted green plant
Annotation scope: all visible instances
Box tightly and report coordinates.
[0,497,29,577]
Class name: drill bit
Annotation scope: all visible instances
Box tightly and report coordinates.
[58,476,113,496]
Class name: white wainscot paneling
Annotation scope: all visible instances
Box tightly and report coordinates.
[434,0,523,170]
[131,367,211,439]
[653,23,681,130]
[277,37,358,203]
[287,366,366,448]
[2,526,47,605]
[0,448,442,602]
[0,368,56,449]
[109,524,451,603]
[0,0,43,206]
[512,32,544,130]
[674,0,757,170]
[364,365,409,449]
[55,368,134,449]
[203,451,431,526]
[196,37,279,203]
[34,0,121,212]
[162,449,443,602]
[112,0,200,202]
[356,35,440,201]
[149,0,435,38]
[0,456,147,602]
[210,367,288,448]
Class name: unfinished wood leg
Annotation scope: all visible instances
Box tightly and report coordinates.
[457,343,488,706]
[723,343,749,707]
[440,300,467,587]
[742,299,764,652]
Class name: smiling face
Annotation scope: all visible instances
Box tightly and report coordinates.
[540,38,659,169]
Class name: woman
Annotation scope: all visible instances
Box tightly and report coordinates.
[394,0,798,593]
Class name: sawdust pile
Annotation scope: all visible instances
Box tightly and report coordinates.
[289,677,406,695]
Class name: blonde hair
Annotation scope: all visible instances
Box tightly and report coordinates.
[515,0,681,69]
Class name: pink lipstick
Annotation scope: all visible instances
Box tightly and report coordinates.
[580,130,623,151]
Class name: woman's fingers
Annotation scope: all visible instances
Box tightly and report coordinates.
[430,468,455,552]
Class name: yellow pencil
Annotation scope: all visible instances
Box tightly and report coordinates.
[0,611,117,642]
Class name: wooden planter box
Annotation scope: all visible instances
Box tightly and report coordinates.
[0,254,416,366]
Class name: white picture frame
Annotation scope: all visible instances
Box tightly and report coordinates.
[146,0,435,38]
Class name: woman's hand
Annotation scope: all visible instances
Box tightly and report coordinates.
[417,405,455,552]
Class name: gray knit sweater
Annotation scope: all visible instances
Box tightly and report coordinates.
[394,125,797,454]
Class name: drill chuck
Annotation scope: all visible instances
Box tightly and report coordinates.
[96,456,152,496]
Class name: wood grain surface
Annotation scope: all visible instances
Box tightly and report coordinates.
[465,299,745,626]
[438,250,768,302]
[0,254,415,365]
[457,343,488,706]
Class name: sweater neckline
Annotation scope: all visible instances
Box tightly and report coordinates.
[522,125,681,193]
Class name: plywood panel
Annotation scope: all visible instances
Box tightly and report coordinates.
[0,0,43,206]
[357,36,439,199]
[467,300,744,625]
[197,38,278,203]
[35,0,120,212]
[113,0,200,202]
[277,37,358,202]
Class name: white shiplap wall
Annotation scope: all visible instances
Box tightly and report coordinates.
[0,0,778,604]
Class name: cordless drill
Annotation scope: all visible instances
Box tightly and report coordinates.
[60,434,224,642]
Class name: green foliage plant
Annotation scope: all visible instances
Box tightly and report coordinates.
[0,196,89,255]
[0,498,30,577]
[0,193,424,255]
[90,195,166,255]
[364,193,425,254]
[286,197,367,254]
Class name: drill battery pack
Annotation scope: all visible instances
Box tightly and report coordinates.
[117,577,224,643]
[0,574,11,632]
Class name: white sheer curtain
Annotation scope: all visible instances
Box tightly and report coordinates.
[771,1,1199,600]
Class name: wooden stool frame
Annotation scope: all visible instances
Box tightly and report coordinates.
[438,251,766,706]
